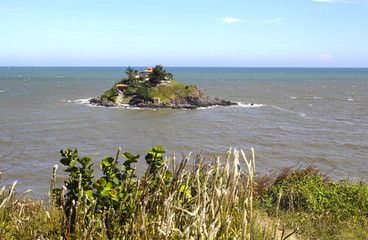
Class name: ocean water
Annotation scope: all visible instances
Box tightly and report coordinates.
[1,67,367,197]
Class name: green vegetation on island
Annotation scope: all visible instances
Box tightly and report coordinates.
[1,147,368,239]
[100,65,195,104]
[91,65,235,109]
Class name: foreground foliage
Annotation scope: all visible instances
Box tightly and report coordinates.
[258,165,368,239]
[1,147,368,239]
[49,146,271,239]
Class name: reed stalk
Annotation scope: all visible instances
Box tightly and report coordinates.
[0,147,309,239]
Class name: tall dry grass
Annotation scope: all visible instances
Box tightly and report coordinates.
[1,148,298,239]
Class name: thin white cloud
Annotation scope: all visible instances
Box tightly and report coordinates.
[26,28,85,37]
[262,17,282,25]
[316,54,334,60]
[221,17,244,24]
[221,17,283,25]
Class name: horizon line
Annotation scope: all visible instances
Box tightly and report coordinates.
[1,65,368,69]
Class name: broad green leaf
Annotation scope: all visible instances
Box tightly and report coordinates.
[145,153,154,162]
[95,178,106,187]
[110,189,117,197]
[85,190,94,200]
[113,177,119,185]
[72,149,78,158]
[60,149,72,158]
[124,160,137,167]
[102,156,114,167]
[153,146,165,153]
[70,159,78,168]
[65,166,78,173]
[81,156,91,167]
[101,189,109,198]
[105,182,114,190]
[60,157,71,166]
[123,152,140,160]
[122,152,133,159]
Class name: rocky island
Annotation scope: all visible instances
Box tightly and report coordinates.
[90,65,237,109]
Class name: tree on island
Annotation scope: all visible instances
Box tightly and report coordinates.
[136,86,153,101]
[148,65,167,85]
[124,67,142,83]
[125,66,134,80]
[166,72,173,80]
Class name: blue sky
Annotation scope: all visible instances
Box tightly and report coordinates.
[1,0,367,67]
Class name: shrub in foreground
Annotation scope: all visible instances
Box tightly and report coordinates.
[49,146,282,239]
[1,147,368,239]
[258,165,368,239]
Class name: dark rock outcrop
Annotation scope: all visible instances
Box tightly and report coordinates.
[89,97,118,107]
[90,95,237,109]
[89,87,237,109]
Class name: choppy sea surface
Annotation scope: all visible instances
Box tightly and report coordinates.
[1,67,367,197]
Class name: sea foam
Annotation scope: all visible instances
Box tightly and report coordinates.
[74,98,91,105]
[237,102,264,108]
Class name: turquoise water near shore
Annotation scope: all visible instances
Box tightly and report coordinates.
[1,67,367,196]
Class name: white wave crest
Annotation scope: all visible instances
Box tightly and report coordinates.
[237,102,264,108]
[64,98,102,107]
[271,105,307,118]
[290,96,321,100]
[74,98,91,104]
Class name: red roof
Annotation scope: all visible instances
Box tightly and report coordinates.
[144,67,153,73]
